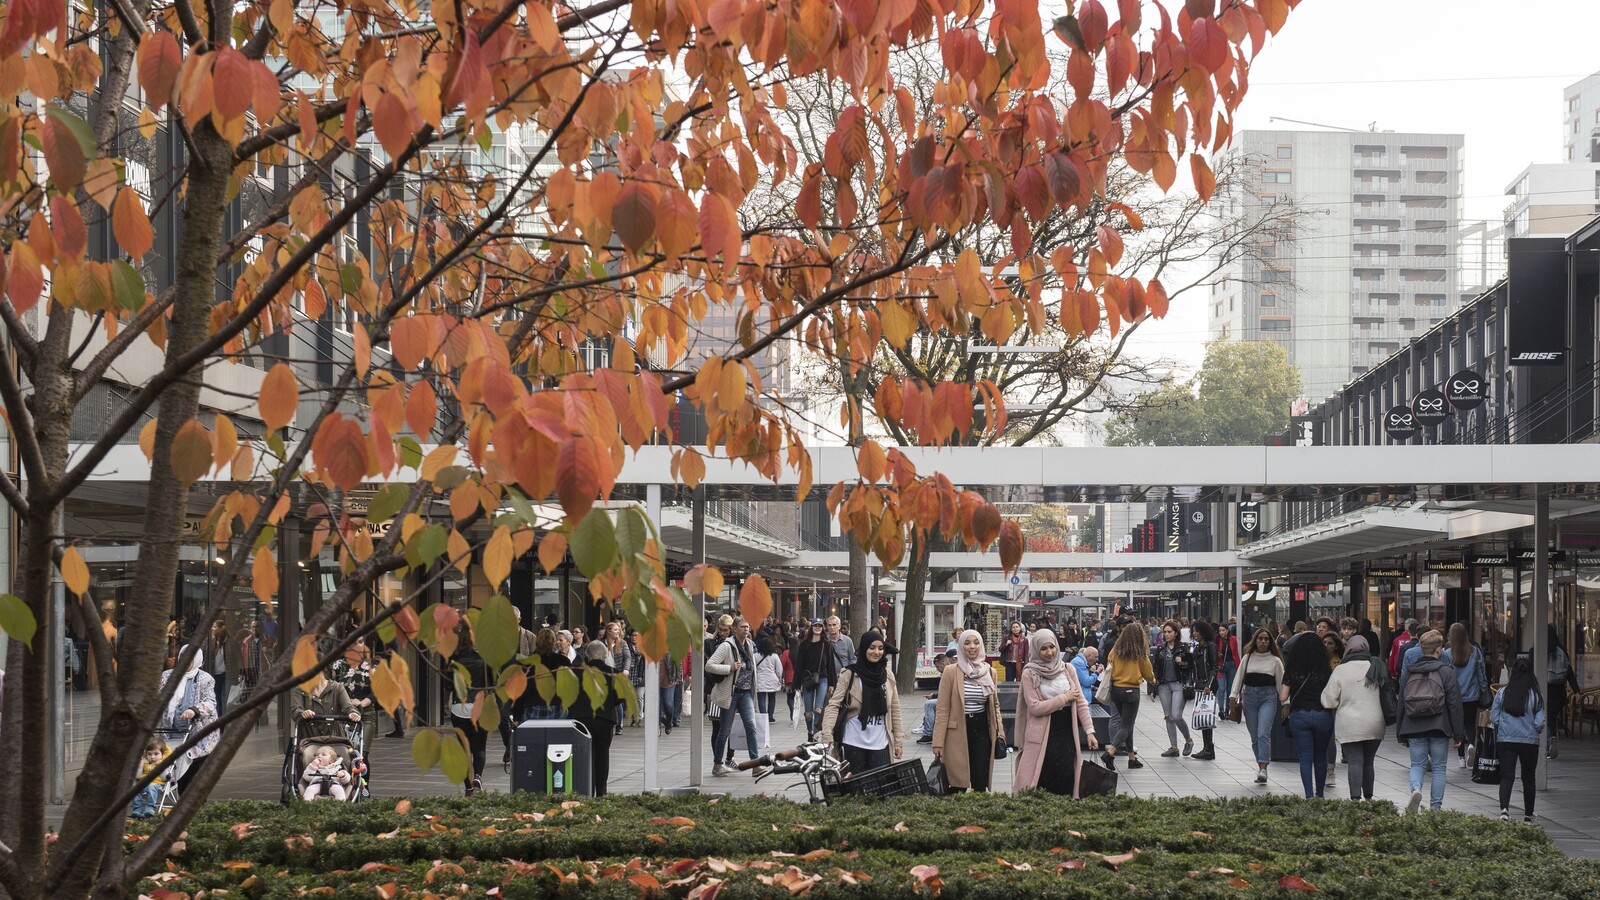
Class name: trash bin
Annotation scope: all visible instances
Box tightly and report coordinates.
[997,682,1019,748]
[511,719,594,795]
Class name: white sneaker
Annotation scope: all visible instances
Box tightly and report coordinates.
[1407,789,1423,815]
[712,764,731,777]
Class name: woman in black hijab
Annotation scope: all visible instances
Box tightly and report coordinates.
[819,630,904,776]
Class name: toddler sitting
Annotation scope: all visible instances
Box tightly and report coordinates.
[300,745,351,801]
[131,738,169,818]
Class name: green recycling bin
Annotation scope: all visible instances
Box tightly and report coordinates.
[511,719,593,796]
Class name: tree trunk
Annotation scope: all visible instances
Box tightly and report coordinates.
[45,119,236,900]
[847,541,871,643]
[894,532,930,686]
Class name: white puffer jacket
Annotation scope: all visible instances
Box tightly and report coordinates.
[1320,658,1387,743]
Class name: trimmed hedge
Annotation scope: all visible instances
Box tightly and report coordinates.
[134,793,1600,898]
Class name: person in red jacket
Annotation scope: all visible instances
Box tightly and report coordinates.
[1217,623,1241,718]
[780,645,797,723]
[1388,619,1417,679]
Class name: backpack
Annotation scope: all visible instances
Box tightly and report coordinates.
[703,637,729,691]
[1403,668,1446,719]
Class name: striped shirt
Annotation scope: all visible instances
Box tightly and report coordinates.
[962,680,988,714]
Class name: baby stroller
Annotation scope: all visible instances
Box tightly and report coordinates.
[148,725,193,816]
[281,714,369,805]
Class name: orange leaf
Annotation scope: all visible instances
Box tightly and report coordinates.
[677,447,706,489]
[537,532,567,574]
[1277,875,1318,891]
[136,30,182,111]
[171,420,214,485]
[483,526,513,586]
[697,193,741,271]
[405,380,437,438]
[60,546,89,595]
[953,825,986,833]
[5,241,43,314]
[1191,154,1216,203]
[372,92,415,160]
[856,440,886,483]
[1095,225,1124,268]
[555,436,602,523]
[259,363,298,432]
[291,635,323,690]
[252,549,279,603]
[970,503,1001,549]
[211,47,254,119]
[390,316,433,371]
[738,574,773,625]
[998,520,1024,575]
[1101,849,1140,870]
[112,186,154,260]
[1226,877,1251,888]
[613,183,657,253]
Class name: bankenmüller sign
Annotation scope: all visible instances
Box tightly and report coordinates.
[1446,371,1486,410]
[1412,389,1449,426]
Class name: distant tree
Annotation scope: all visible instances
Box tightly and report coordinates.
[1106,342,1301,446]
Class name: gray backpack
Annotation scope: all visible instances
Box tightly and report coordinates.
[1403,668,1446,719]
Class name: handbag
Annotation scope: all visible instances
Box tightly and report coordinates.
[1077,759,1118,796]
[1095,676,1111,705]
[1378,679,1399,726]
[993,736,1008,760]
[1191,691,1217,730]
[227,681,244,706]
[1224,701,1242,724]
[926,760,949,796]
[1470,723,1500,785]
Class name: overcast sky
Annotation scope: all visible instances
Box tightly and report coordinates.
[1128,0,1600,373]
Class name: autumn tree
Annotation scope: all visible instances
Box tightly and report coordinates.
[0,0,1301,896]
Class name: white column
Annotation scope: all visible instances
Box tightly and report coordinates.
[644,484,661,792]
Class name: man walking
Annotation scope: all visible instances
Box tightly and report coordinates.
[1397,630,1466,814]
[707,617,761,776]
[825,616,856,674]
[1389,618,1418,679]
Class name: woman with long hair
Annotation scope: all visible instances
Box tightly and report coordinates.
[329,635,377,756]
[1229,626,1285,784]
[1282,633,1335,798]
[447,624,491,796]
[1189,620,1219,761]
[792,618,836,739]
[932,629,1002,791]
[1491,655,1547,823]
[1442,622,1487,766]
[820,630,903,775]
[1153,620,1194,757]
[999,620,1028,682]
[569,641,621,795]
[1013,629,1097,795]
[1546,624,1579,758]
[1101,620,1156,771]
[1320,635,1388,800]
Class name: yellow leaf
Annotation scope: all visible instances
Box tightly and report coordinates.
[292,634,322,690]
[420,445,457,481]
[252,549,279,603]
[447,528,471,574]
[171,420,214,485]
[258,362,298,432]
[483,526,512,587]
[138,418,158,460]
[61,546,89,595]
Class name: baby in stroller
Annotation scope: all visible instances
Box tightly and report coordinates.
[131,737,170,818]
[300,745,353,800]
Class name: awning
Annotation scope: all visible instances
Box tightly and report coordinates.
[1238,505,1453,568]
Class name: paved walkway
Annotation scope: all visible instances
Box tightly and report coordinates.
[47,689,1600,858]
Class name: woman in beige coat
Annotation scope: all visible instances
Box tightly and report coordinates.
[933,629,1002,792]
[819,631,903,775]
[1013,629,1098,795]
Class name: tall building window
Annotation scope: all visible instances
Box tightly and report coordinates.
[1260,318,1290,332]
[1276,146,1292,159]
[1263,171,1292,184]
[1260,293,1277,307]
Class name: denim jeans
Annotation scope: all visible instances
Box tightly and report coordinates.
[660,685,680,727]
[1408,735,1451,809]
[921,697,937,734]
[1157,682,1192,746]
[1240,685,1279,764]
[712,688,759,762]
[1218,663,1236,715]
[801,679,829,735]
[1288,708,1335,797]
[131,783,161,817]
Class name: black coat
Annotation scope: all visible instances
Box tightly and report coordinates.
[793,639,838,685]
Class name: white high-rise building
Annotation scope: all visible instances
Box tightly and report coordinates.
[1207,129,1465,404]
[1563,73,1600,163]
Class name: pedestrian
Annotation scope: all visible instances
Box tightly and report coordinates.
[1442,622,1488,768]
[793,618,837,739]
[820,630,903,776]
[626,630,647,727]
[1491,656,1546,823]
[754,635,784,750]
[1189,620,1219,760]
[704,615,733,764]
[523,628,572,720]
[1216,621,1240,720]
[999,621,1028,682]
[658,650,682,734]
[202,621,230,719]
[1151,620,1194,757]
[917,652,954,743]
[933,629,1002,792]
[1229,626,1284,784]
[707,616,761,776]
[329,636,377,757]
[1397,630,1466,814]
[603,622,631,735]
[569,641,620,796]
[445,625,491,797]
[1013,629,1098,795]
[1320,635,1387,801]
[1281,632,1335,798]
[779,640,797,724]
[158,646,220,796]
[1545,624,1579,758]
[1389,618,1418,679]
[1101,620,1156,771]
[825,616,856,674]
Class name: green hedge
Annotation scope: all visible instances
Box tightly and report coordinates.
[134,793,1600,898]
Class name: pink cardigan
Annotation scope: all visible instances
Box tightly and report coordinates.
[1012,668,1095,796]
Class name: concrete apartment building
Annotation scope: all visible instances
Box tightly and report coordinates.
[1502,73,1600,241]
[1207,129,1465,404]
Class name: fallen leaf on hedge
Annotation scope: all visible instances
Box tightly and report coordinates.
[628,872,662,893]
[746,861,775,870]
[221,861,252,870]
[148,872,181,882]
[480,826,500,836]
[375,828,401,840]
[1248,863,1266,873]
[1101,849,1139,870]
[1067,830,1086,839]
[513,812,547,821]
[561,800,583,810]
[1191,831,1212,839]
[1278,875,1319,891]
[646,834,666,844]
[1056,859,1085,871]
[892,822,908,832]
[376,883,399,900]
[666,859,701,876]
[1227,877,1251,888]
[792,824,817,831]
[687,877,726,899]
[800,849,833,862]
[230,822,256,840]
[996,858,1032,871]
[649,816,696,827]
[706,858,745,873]
[1210,867,1234,875]
[910,864,939,883]
[361,863,401,872]
[324,832,338,843]
[953,825,986,833]
[425,862,467,884]
[771,851,796,858]
[394,799,412,815]
[285,835,313,852]
[167,841,185,856]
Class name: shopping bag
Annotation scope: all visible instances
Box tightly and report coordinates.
[1191,691,1217,730]
[1078,760,1118,797]
[1095,676,1111,705]
[926,760,948,796]
[1470,723,1500,785]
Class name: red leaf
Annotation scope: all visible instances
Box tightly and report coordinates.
[1191,154,1217,202]
[49,196,86,261]
[698,193,741,271]
[0,0,66,56]
[970,504,1001,549]
[211,47,254,119]
[1187,18,1230,74]
[1095,224,1125,268]
[372,92,416,160]
[1145,278,1170,318]
[1278,875,1319,891]
[136,31,183,112]
[555,436,602,523]
[998,520,1024,575]
[1078,0,1108,51]
[613,183,658,253]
